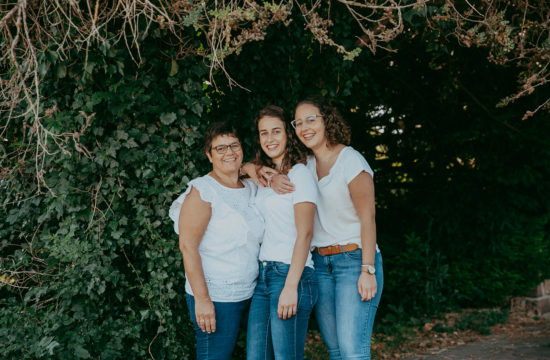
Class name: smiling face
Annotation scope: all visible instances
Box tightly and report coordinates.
[206,134,243,175]
[294,103,327,151]
[258,116,287,166]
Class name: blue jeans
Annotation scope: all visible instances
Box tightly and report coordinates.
[247,261,318,360]
[186,294,250,360]
[313,249,383,360]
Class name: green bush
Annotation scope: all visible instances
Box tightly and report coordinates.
[1,4,549,359]
[1,28,209,358]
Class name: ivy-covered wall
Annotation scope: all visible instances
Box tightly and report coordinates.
[1,26,213,357]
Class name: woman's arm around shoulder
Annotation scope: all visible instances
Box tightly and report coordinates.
[240,162,279,187]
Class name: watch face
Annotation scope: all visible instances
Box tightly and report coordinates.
[367,265,375,274]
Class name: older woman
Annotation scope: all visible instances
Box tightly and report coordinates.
[169,121,264,360]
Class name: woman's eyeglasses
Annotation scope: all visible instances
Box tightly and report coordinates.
[211,142,241,154]
[291,114,322,129]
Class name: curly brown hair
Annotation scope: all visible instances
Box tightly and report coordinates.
[296,96,351,146]
[252,105,308,175]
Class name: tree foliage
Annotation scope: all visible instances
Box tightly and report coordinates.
[1,20,212,358]
[1,1,549,359]
[208,5,550,314]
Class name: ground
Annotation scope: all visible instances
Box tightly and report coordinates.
[403,321,550,359]
[305,305,550,359]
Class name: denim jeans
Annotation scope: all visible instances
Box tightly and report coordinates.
[313,249,383,360]
[246,261,318,360]
[186,294,250,360]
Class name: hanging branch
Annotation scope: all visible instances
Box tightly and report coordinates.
[1,0,548,196]
[298,0,429,58]
[0,1,295,192]
[434,0,550,119]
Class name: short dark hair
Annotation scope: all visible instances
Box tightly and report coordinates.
[252,105,308,175]
[203,121,240,154]
[296,96,351,146]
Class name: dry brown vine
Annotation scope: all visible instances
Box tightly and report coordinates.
[1,0,548,196]
[434,0,550,119]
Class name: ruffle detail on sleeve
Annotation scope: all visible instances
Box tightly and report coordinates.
[168,177,216,234]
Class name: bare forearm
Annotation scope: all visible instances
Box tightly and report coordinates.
[181,248,210,300]
[360,216,377,265]
[287,202,316,287]
[285,232,312,287]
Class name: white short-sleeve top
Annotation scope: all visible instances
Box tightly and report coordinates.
[255,164,318,268]
[306,147,380,252]
[169,175,264,302]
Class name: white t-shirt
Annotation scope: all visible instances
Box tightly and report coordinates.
[306,147,380,252]
[256,164,318,268]
[169,175,264,302]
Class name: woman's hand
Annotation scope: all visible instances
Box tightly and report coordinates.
[357,272,377,301]
[277,286,298,320]
[270,174,295,194]
[195,297,216,333]
[240,162,279,187]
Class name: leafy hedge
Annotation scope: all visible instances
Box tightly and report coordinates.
[1,26,212,358]
[1,4,549,359]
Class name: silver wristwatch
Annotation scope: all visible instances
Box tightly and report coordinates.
[361,264,375,275]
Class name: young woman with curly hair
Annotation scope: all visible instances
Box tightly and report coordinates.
[245,105,319,360]
[290,96,383,360]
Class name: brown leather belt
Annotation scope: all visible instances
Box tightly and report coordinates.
[313,243,359,256]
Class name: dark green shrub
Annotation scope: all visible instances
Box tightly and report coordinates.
[1,26,209,358]
[2,3,549,359]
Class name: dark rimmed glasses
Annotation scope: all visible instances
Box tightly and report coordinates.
[211,142,241,154]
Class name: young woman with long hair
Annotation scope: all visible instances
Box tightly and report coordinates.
[245,105,318,360]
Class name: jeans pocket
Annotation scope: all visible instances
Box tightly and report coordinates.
[342,248,362,261]
[298,277,318,310]
[300,266,315,281]
[272,262,290,277]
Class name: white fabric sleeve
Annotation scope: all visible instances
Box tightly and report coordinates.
[342,148,374,185]
[168,177,214,234]
[289,164,318,205]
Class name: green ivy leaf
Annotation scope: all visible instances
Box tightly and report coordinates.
[56,64,67,79]
[160,112,177,125]
[74,344,91,359]
[169,59,179,76]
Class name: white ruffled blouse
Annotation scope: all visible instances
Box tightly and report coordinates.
[169,175,264,302]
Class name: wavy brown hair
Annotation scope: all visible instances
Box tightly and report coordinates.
[296,96,351,146]
[252,105,308,175]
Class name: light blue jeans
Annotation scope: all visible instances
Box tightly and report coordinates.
[246,261,318,360]
[312,249,383,360]
[186,294,250,360]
